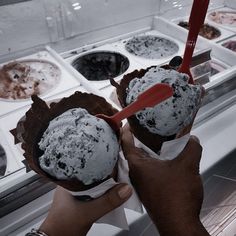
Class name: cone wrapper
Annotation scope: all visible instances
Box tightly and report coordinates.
[68,152,143,230]
[134,133,190,160]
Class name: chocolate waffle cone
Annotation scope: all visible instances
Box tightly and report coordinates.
[111,65,202,153]
[11,91,119,191]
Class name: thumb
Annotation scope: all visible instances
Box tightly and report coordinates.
[121,124,139,163]
[121,124,135,154]
[177,135,203,173]
[87,184,132,222]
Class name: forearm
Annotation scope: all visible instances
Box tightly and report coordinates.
[152,217,210,236]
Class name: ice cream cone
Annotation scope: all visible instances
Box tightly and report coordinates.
[112,65,203,153]
[11,91,119,191]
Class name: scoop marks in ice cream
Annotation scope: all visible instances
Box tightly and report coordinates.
[125,35,179,59]
[126,67,201,136]
[38,108,119,185]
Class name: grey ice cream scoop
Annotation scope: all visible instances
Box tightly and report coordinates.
[126,67,202,136]
[38,108,119,185]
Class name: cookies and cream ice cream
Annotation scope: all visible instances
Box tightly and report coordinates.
[0,144,7,176]
[10,92,120,191]
[112,65,203,153]
[208,11,236,26]
[0,60,60,100]
[178,21,221,40]
[38,108,119,185]
[222,40,236,52]
[125,67,201,136]
[125,35,179,59]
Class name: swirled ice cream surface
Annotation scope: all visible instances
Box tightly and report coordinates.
[126,67,201,136]
[38,108,119,185]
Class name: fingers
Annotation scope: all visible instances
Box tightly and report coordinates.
[177,135,203,173]
[121,124,150,162]
[51,185,132,228]
[86,184,132,222]
[191,135,200,144]
[121,124,135,152]
[121,124,137,162]
[176,123,192,138]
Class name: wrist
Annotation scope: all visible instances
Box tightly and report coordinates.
[154,217,209,236]
[26,228,49,236]
[39,215,91,236]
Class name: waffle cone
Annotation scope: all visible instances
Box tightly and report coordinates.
[11,91,119,191]
[111,65,201,153]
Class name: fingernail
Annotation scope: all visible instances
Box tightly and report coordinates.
[191,135,200,143]
[118,185,132,199]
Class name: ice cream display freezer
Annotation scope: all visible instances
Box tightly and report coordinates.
[0,0,236,235]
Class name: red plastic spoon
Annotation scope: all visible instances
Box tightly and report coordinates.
[178,0,210,84]
[97,83,173,131]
